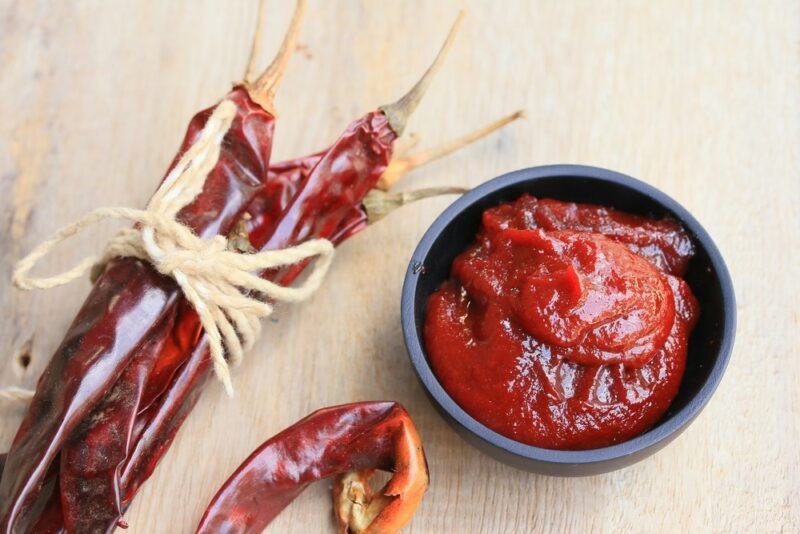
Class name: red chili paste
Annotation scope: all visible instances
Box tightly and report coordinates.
[424,195,699,450]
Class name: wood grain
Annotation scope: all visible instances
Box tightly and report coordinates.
[1,0,798,532]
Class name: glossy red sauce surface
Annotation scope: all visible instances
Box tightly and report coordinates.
[424,195,699,450]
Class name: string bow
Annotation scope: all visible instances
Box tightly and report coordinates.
[12,100,334,396]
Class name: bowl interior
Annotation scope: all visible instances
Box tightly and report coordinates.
[406,166,734,452]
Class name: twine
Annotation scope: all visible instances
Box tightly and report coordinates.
[8,100,334,397]
[0,386,34,402]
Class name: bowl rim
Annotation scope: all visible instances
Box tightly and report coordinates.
[401,164,736,465]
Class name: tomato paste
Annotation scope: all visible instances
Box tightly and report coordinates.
[424,195,699,450]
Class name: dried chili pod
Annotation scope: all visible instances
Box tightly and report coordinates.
[0,2,308,530]
[196,402,427,534]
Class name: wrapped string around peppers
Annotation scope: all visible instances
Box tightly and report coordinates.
[195,402,427,534]
[0,1,308,530]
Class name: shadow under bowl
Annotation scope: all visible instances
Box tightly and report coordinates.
[401,164,736,476]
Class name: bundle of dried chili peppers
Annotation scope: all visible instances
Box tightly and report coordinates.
[196,402,427,534]
[2,5,522,532]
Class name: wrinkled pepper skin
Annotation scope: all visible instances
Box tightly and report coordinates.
[59,309,179,533]
[25,475,64,534]
[249,111,394,255]
[0,87,275,532]
[196,402,428,534]
[246,152,325,234]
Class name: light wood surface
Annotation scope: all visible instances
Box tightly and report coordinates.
[1,1,798,532]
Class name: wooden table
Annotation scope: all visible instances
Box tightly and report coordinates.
[1,1,797,532]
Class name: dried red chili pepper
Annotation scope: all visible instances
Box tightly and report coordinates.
[196,402,428,534]
[0,2,307,530]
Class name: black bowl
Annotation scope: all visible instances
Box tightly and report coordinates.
[401,164,736,476]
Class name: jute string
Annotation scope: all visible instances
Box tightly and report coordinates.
[5,99,334,397]
[0,387,34,402]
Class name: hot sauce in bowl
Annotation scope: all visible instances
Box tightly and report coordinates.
[423,194,699,450]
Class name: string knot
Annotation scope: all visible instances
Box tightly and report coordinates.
[11,100,334,396]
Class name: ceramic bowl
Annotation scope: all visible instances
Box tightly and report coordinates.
[401,164,736,476]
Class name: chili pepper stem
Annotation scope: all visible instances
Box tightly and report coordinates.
[245,0,307,113]
[380,11,466,136]
[379,109,526,190]
[363,187,469,223]
[243,0,269,83]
